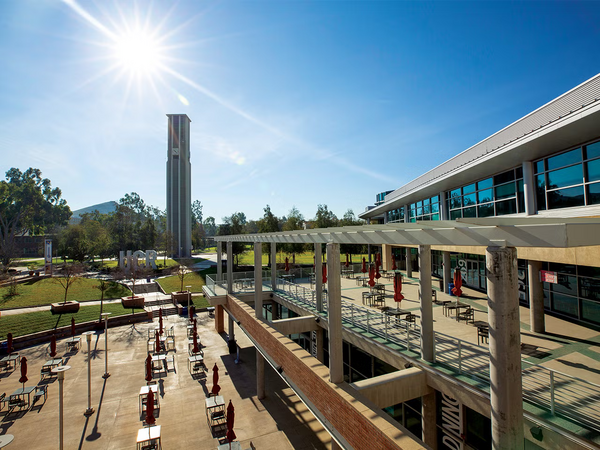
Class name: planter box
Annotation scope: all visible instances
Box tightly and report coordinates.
[51,301,80,314]
[122,296,145,308]
[171,291,190,304]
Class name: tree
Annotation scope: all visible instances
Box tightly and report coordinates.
[53,263,85,303]
[313,204,338,229]
[338,209,365,258]
[281,206,305,264]
[0,168,71,270]
[94,278,111,321]
[203,217,217,237]
[191,200,205,251]
[258,205,280,265]
[172,261,194,293]
[220,212,247,267]
[57,224,88,262]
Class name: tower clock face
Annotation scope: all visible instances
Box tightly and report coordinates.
[172,148,179,156]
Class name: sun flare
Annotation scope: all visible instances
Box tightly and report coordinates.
[113,30,162,75]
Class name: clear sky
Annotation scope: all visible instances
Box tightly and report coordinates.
[1,1,599,224]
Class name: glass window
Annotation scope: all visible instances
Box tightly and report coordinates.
[581,299,600,325]
[478,203,494,217]
[578,265,600,278]
[494,170,515,185]
[586,183,600,205]
[547,164,583,189]
[431,195,439,203]
[552,292,578,317]
[536,174,546,210]
[547,148,582,171]
[495,199,517,216]
[547,185,585,209]
[431,213,439,220]
[534,160,545,174]
[463,193,477,206]
[516,166,523,179]
[416,206,423,216]
[450,209,462,220]
[548,262,577,274]
[463,206,476,218]
[478,189,493,203]
[552,274,578,296]
[517,180,525,213]
[463,183,476,194]
[431,202,439,213]
[465,407,492,450]
[477,178,493,190]
[495,182,516,200]
[579,277,600,302]
[450,195,461,209]
[586,141,600,160]
[586,159,600,183]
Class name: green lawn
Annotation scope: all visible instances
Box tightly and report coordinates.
[156,268,216,294]
[0,278,130,309]
[0,303,142,339]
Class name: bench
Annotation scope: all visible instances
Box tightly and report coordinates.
[32,385,47,405]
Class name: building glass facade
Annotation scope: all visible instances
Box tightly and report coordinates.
[409,195,440,222]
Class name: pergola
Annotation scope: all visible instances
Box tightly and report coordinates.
[214,217,600,450]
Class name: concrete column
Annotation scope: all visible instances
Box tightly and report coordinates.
[272,302,279,320]
[256,351,265,400]
[422,391,438,449]
[368,244,372,264]
[528,260,545,333]
[215,305,225,333]
[443,251,451,294]
[228,315,235,341]
[315,327,325,364]
[271,243,277,291]
[254,243,263,320]
[404,204,410,223]
[419,245,434,362]
[439,190,447,220]
[226,242,233,293]
[383,245,392,270]
[406,248,412,278]
[522,161,535,215]
[327,243,343,384]
[217,244,222,281]
[486,246,524,450]
[315,244,323,312]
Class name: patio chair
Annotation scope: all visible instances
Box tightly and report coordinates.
[31,385,47,408]
[457,307,474,324]
[0,393,6,411]
[477,326,489,345]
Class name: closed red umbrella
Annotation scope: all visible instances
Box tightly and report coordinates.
[211,363,221,396]
[226,400,237,442]
[50,334,57,358]
[193,331,199,354]
[345,254,349,268]
[376,252,381,269]
[158,309,163,336]
[19,356,28,389]
[392,257,397,271]
[322,263,327,284]
[71,317,76,337]
[7,333,13,354]
[375,261,381,280]
[452,268,463,298]
[394,273,405,309]
[145,354,152,383]
[285,257,289,272]
[368,264,375,288]
[155,330,161,354]
[145,388,156,425]
[193,318,197,335]
[361,257,367,274]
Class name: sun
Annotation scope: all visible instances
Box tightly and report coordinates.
[113,30,163,76]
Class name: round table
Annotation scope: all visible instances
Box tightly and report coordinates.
[0,434,14,448]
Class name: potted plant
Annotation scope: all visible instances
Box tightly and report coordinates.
[27,263,37,276]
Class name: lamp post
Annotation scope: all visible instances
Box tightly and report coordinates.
[186,285,192,321]
[101,312,112,379]
[82,331,95,416]
[52,365,71,450]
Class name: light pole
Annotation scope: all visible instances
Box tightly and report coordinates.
[186,285,192,321]
[101,312,112,379]
[82,331,95,416]
[52,365,71,450]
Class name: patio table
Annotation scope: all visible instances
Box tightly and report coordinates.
[0,354,20,371]
[205,395,225,425]
[136,425,161,450]
[41,358,63,378]
[188,354,204,374]
[65,337,81,351]
[139,384,159,414]
[9,386,35,409]
[446,302,471,321]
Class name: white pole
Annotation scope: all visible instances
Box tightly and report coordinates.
[52,365,71,450]
[186,285,192,321]
[83,331,94,416]
[101,313,111,379]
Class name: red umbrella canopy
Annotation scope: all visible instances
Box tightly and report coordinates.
[393,273,405,304]
[345,254,349,268]
[193,331,199,354]
[376,252,381,269]
[193,318,198,334]
[361,257,367,274]
[322,264,327,284]
[145,388,156,425]
[212,363,221,396]
[452,268,463,298]
[145,354,152,382]
[71,317,76,337]
[19,356,28,385]
[50,334,57,358]
[159,309,163,335]
[284,257,289,272]
[7,333,13,354]
[375,262,381,280]
[368,264,375,287]
[391,257,397,271]
[155,330,161,354]
[226,400,237,442]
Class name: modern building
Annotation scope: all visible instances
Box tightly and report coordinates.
[360,73,600,331]
[205,75,600,450]
[166,114,192,258]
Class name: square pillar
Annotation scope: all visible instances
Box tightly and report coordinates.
[528,260,545,333]
[217,244,222,280]
[327,243,343,384]
[215,305,225,333]
[271,243,277,291]
[257,351,265,399]
[486,246,524,450]
[419,245,434,362]
[522,161,535,215]
[315,244,323,312]
[406,248,412,278]
[254,243,263,320]
[226,242,233,293]
[443,251,451,294]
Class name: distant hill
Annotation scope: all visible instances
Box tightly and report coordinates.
[70,201,118,224]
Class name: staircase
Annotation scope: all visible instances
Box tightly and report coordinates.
[143,295,178,318]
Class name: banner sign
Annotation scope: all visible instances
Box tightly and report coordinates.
[540,270,558,284]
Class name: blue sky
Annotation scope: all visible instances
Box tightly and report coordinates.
[1,1,599,224]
